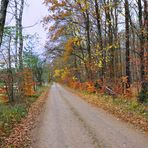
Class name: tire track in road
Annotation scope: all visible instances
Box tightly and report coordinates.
[58,88,107,148]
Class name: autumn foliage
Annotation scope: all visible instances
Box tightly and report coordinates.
[44,0,148,102]
[53,66,145,100]
[23,68,35,96]
[0,68,37,103]
[0,87,8,102]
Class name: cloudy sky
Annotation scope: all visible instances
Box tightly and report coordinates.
[5,0,48,53]
[23,0,48,50]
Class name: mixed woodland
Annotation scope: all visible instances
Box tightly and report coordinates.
[43,0,148,102]
[0,0,49,103]
[0,0,147,145]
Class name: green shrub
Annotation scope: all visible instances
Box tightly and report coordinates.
[138,84,148,103]
[0,104,27,133]
[0,85,45,137]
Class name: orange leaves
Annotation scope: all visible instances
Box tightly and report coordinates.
[23,68,35,96]
[121,76,128,83]
[50,1,66,11]
[0,87,6,94]
[3,88,49,147]
[0,87,8,103]
[64,37,81,61]
[69,80,80,89]
[51,11,72,20]
[84,82,96,93]
[43,0,72,40]
[68,80,96,93]
[65,38,75,51]
[51,26,65,41]
[64,38,76,60]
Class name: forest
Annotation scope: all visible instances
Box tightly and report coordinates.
[0,0,148,147]
[0,0,49,103]
[44,0,147,103]
[0,1,49,145]
[0,0,147,103]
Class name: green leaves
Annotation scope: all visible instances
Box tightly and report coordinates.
[0,105,27,124]
[0,104,27,135]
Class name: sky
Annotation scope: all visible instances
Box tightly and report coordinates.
[23,0,48,53]
[0,0,48,65]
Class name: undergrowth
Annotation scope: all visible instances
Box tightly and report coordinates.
[81,91,148,119]
[0,86,46,141]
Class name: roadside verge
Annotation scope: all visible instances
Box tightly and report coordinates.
[1,87,49,148]
[65,86,148,133]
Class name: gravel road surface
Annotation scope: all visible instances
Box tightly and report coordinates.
[32,83,148,148]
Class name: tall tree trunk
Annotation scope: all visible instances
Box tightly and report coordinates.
[85,9,93,80]
[80,45,90,81]
[125,0,131,87]
[105,0,114,80]
[0,0,9,48]
[15,0,19,69]
[143,0,148,84]
[7,36,14,102]
[18,0,24,99]
[94,0,104,78]
[112,0,119,79]
[18,0,24,70]
[138,0,146,88]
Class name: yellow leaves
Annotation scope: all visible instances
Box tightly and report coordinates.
[54,68,70,81]
[105,43,120,51]
[94,49,101,57]
[105,56,110,63]
[72,76,77,80]
[76,0,90,12]
[81,3,89,12]
[108,45,113,49]
[64,37,80,61]
[54,69,62,78]
[98,60,103,68]
[61,68,69,80]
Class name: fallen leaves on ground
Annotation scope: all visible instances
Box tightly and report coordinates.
[1,88,49,148]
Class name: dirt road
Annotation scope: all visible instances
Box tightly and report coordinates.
[32,83,148,148]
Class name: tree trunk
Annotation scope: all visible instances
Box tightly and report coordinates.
[15,0,19,69]
[94,0,104,77]
[138,0,146,88]
[104,0,114,80]
[7,36,14,102]
[0,0,9,48]
[18,0,24,99]
[85,9,93,81]
[18,0,24,70]
[125,0,131,87]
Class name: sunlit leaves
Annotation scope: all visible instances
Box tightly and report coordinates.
[54,68,70,81]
